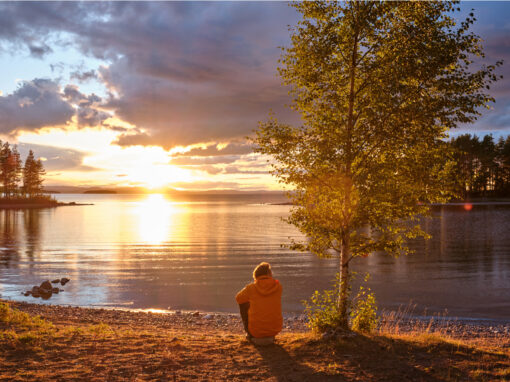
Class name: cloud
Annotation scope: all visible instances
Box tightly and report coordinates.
[169,155,240,166]
[70,69,98,83]
[224,166,269,175]
[63,85,110,127]
[171,180,244,190]
[0,2,301,149]
[17,143,98,172]
[29,43,52,58]
[1,1,509,147]
[173,142,254,157]
[0,78,111,135]
[0,79,74,134]
[197,165,223,175]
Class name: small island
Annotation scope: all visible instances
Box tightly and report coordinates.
[84,189,117,194]
[0,143,89,209]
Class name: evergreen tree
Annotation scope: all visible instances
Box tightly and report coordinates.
[0,143,22,199]
[23,150,40,198]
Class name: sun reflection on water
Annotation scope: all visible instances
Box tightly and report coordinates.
[136,194,176,244]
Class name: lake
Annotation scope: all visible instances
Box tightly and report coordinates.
[0,194,508,321]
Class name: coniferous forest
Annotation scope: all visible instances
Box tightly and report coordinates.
[451,134,510,198]
[0,141,47,201]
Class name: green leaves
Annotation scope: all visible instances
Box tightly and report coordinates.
[254,0,499,260]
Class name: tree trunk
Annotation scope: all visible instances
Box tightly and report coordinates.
[338,235,350,329]
[336,2,358,330]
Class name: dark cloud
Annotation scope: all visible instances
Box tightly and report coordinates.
[0,78,110,134]
[0,79,74,134]
[0,2,110,56]
[0,2,301,149]
[29,43,52,58]
[70,69,97,83]
[456,3,510,135]
[63,85,109,127]
[1,1,509,146]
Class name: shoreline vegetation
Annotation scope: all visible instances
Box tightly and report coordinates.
[0,300,508,381]
[0,196,91,209]
[0,142,87,209]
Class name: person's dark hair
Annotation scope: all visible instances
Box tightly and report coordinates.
[253,262,272,280]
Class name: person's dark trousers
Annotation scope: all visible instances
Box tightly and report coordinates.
[239,302,252,338]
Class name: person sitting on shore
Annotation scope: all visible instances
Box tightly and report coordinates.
[235,262,283,344]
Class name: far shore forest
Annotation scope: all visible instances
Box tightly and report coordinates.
[452,134,510,198]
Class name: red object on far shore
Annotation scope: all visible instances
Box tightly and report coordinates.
[464,203,473,211]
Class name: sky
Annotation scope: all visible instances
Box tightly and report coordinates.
[0,1,509,191]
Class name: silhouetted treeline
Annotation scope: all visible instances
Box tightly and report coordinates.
[0,141,46,199]
[451,134,510,198]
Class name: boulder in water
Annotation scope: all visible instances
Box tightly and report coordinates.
[60,277,70,286]
[51,279,60,284]
[40,280,52,293]
[52,288,60,294]
[40,290,52,300]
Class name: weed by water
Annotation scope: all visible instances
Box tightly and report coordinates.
[88,322,113,338]
[0,302,55,349]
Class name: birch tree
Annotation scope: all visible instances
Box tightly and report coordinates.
[254,1,501,328]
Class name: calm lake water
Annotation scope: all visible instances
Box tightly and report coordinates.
[0,194,508,321]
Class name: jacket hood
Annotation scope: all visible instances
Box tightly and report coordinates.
[254,276,280,296]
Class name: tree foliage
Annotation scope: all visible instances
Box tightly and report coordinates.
[0,143,22,199]
[23,150,46,198]
[0,142,46,199]
[254,1,501,328]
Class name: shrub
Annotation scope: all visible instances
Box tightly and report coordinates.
[303,273,378,334]
[303,274,345,333]
[350,274,378,333]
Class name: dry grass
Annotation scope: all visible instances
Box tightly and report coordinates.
[0,301,508,381]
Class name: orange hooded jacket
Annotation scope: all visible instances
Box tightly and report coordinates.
[235,275,283,338]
